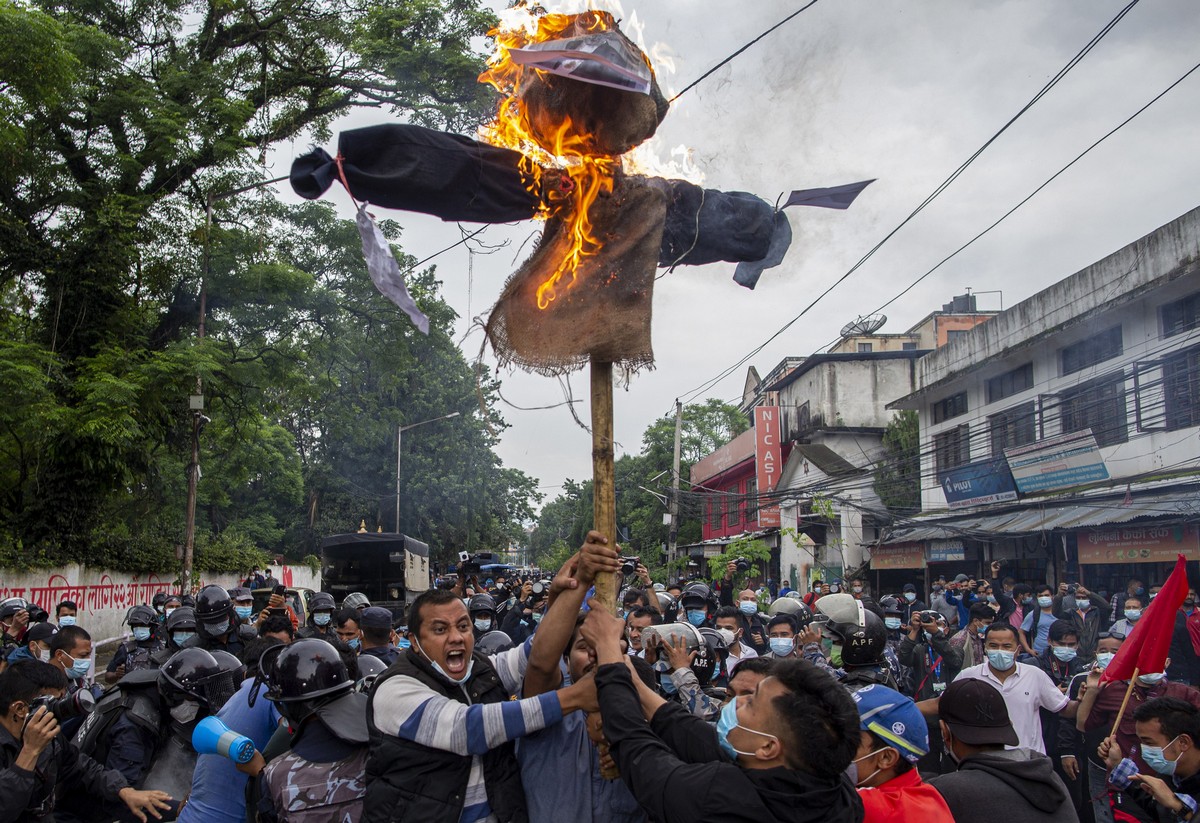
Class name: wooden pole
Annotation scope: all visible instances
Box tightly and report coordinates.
[1109,667,1140,739]
[591,358,619,613]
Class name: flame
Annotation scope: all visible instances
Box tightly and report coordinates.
[478,7,621,310]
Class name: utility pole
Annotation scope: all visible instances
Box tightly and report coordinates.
[181,196,213,596]
[668,399,682,584]
[395,411,461,534]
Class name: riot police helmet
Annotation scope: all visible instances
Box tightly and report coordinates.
[475,630,514,654]
[159,648,222,708]
[265,638,353,725]
[125,604,157,628]
[342,592,370,611]
[838,610,889,668]
[691,626,729,687]
[195,585,233,637]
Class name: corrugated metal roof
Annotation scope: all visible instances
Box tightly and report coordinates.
[881,488,1200,543]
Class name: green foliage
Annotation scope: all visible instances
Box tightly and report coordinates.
[530,399,748,573]
[0,0,543,572]
[705,534,772,586]
[873,410,921,514]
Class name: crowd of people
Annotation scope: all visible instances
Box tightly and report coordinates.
[1,544,1199,823]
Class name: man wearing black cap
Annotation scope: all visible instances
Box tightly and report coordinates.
[4,622,57,666]
[358,607,399,666]
[900,584,926,624]
[929,678,1079,823]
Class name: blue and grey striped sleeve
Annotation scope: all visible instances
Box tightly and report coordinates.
[371,674,562,756]
[491,636,534,695]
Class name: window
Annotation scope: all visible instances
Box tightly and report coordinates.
[857,342,873,353]
[989,401,1036,455]
[986,363,1034,403]
[902,341,918,351]
[707,498,722,530]
[932,392,968,424]
[1162,292,1200,338]
[725,485,740,526]
[1060,373,1128,447]
[1061,327,1123,375]
[1165,347,1200,430]
[744,478,757,523]
[935,424,970,476]
[946,329,969,343]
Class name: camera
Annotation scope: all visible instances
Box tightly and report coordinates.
[917,610,942,624]
[1066,583,1079,595]
[734,557,752,574]
[30,690,95,723]
[620,556,641,576]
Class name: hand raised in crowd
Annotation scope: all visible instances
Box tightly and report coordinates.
[642,632,660,665]
[551,552,582,595]
[664,634,696,671]
[563,670,600,714]
[580,598,627,664]
[117,787,173,823]
[635,563,652,587]
[797,624,822,648]
[1076,584,1091,598]
[907,614,924,640]
[725,561,738,581]
[1058,582,1069,595]
[11,608,29,632]
[1098,735,1123,770]
[990,560,1002,576]
[578,531,621,585]
[521,581,534,601]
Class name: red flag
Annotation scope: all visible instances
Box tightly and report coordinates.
[1102,554,1189,683]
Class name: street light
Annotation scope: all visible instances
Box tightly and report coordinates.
[396,411,461,533]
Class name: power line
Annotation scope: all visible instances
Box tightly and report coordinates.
[674,1,1144,407]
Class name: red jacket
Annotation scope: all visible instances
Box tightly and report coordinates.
[859,768,956,823]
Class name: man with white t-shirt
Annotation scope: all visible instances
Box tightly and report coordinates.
[714,606,759,670]
[953,622,1079,753]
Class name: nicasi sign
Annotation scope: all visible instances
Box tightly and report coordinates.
[1004,430,1109,493]
[941,458,1018,510]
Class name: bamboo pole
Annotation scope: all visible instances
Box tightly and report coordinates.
[1109,667,1140,739]
[590,358,619,612]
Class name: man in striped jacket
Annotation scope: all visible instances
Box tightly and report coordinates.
[363,574,600,823]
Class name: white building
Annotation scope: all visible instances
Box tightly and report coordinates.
[885,205,1200,593]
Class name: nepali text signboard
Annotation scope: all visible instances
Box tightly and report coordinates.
[1078,525,1200,565]
[940,458,1018,510]
[871,542,926,569]
[1005,430,1109,494]
[928,539,966,563]
[755,406,782,527]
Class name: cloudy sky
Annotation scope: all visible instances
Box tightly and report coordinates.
[274,0,1200,505]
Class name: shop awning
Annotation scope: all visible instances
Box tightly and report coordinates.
[880,487,1200,544]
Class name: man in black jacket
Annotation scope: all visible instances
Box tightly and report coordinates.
[579,598,864,823]
[0,660,171,823]
[928,677,1078,822]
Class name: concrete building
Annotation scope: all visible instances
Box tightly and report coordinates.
[883,205,1200,595]
[826,293,997,354]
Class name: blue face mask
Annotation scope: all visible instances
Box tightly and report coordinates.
[62,653,91,680]
[1125,609,1142,622]
[58,616,76,627]
[660,675,678,695]
[314,613,332,626]
[686,609,707,627]
[474,618,492,632]
[173,632,196,648]
[986,649,1016,671]
[1142,737,1182,776]
[235,606,254,620]
[739,601,758,615]
[1139,672,1166,686]
[986,594,997,605]
[769,637,794,656]
[904,592,916,602]
[1051,645,1077,662]
[348,637,361,651]
[132,627,152,642]
[1078,600,1091,611]
[1095,651,1116,669]
[884,617,902,630]
[716,697,777,760]
[397,637,411,650]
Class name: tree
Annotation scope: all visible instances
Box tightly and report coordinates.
[873,410,921,514]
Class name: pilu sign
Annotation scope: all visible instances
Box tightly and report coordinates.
[755,407,782,528]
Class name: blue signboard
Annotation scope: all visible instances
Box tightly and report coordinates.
[940,458,1019,510]
[1004,431,1109,493]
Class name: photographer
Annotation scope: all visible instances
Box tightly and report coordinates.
[721,561,769,654]
[0,660,171,822]
[500,580,548,644]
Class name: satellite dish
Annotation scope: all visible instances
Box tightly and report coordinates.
[840,314,887,338]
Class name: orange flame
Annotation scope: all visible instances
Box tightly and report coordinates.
[478,9,620,310]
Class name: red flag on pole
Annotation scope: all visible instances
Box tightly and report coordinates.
[1101,554,1190,684]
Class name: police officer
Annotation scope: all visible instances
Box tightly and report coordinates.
[358,608,399,667]
[104,605,163,684]
[150,606,201,667]
[195,585,255,656]
[297,593,337,640]
[468,594,497,640]
[342,593,370,612]
[679,582,717,629]
[248,639,369,822]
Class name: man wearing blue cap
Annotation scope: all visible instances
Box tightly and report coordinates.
[849,685,955,823]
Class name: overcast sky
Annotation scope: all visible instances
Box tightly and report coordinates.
[272,0,1200,507]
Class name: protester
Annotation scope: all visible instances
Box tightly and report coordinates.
[899,583,926,623]
[1101,696,1200,821]
[1020,584,1059,658]
[849,684,954,823]
[929,678,1079,822]
[1110,594,1145,638]
[334,608,363,653]
[1069,632,1126,823]
[580,597,864,823]
[624,606,658,656]
[714,606,758,669]
[4,622,56,666]
[55,602,78,628]
[1109,578,1146,623]
[954,622,1077,754]
[766,614,799,659]
[1170,588,1200,686]
[362,583,599,822]
[949,602,994,670]
[1057,583,1106,663]
[727,657,776,700]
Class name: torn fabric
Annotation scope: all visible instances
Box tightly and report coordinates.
[355,203,430,335]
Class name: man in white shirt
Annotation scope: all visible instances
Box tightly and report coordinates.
[714,606,758,669]
[953,622,1078,753]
